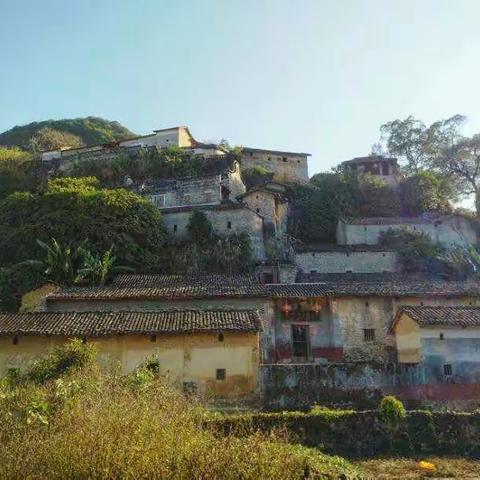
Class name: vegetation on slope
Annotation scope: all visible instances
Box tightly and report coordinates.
[0,116,135,150]
[0,341,361,479]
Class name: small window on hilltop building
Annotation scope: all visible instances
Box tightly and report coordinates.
[444,364,452,376]
[440,333,444,340]
[173,224,178,233]
[256,208,260,213]
[12,336,18,345]
[216,368,226,380]
[151,194,165,208]
[363,329,375,342]
[218,332,224,342]
[292,325,310,360]
[227,221,232,229]
[282,157,288,162]
[150,335,157,342]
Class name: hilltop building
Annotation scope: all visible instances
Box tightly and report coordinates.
[41,125,310,184]
[341,155,401,188]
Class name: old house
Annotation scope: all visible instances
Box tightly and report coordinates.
[336,214,478,247]
[0,308,261,402]
[341,155,401,188]
[241,147,310,184]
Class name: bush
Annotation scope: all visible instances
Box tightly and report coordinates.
[187,209,213,243]
[0,177,166,269]
[241,166,274,189]
[379,396,407,424]
[0,347,361,479]
[27,339,96,384]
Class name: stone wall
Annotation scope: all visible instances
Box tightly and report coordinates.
[241,151,308,184]
[161,206,266,261]
[337,217,478,247]
[333,295,480,362]
[295,250,399,274]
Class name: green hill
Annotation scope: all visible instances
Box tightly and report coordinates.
[0,117,136,150]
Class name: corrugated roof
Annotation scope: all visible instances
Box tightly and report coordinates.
[0,310,261,336]
[398,306,480,328]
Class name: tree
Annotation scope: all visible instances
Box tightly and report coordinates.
[379,115,465,173]
[29,127,84,152]
[187,210,213,243]
[0,147,39,199]
[433,134,480,215]
[399,171,454,216]
[0,177,166,268]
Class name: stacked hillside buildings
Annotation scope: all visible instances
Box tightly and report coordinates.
[3,125,478,409]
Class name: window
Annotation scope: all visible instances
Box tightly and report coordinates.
[173,224,178,233]
[381,163,389,175]
[346,269,353,273]
[282,157,288,162]
[444,364,452,376]
[205,191,213,203]
[218,332,224,342]
[12,336,18,345]
[262,273,274,283]
[291,325,310,360]
[310,270,317,274]
[364,226,367,231]
[439,333,444,340]
[256,208,260,213]
[227,221,232,229]
[150,335,157,342]
[216,368,226,380]
[267,157,271,161]
[151,194,165,208]
[363,329,375,342]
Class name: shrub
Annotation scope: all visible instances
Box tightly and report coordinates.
[0,178,166,269]
[187,209,213,243]
[27,339,96,384]
[241,166,274,189]
[379,396,406,424]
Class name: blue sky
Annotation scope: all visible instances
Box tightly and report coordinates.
[1,0,480,176]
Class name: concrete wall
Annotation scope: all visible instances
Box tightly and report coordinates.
[241,151,309,184]
[0,332,258,400]
[295,250,399,274]
[337,217,477,247]
[162,207,266,261]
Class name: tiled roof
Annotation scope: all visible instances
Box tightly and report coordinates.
[48,274,268,301]
[295,244,396,253]
[112,274,259,288]
[398,306,480,328]
[160,202,247,214]
[267,281,480,299]
[0,310,261,336]
[296,273,428,283]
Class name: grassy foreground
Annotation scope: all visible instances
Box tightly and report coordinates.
[0,341,361,479]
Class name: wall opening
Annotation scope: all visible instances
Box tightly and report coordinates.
[291,324,311,361]
[216,368,226,380]
[363,329,375,342]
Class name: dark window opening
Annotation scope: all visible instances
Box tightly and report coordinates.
[173,224,178,232]
[292,325,311,360]
[256,208,260,213]
[82,337,87,344]
[310,270,317,274]
[218,332,224,342]
[250,152,253,157]
[12,335,18,345]
[227,221,232,229]
[262,273,274,283]
[150,335,157,342]
[282,157,288,162]
[444,364,452,376]
[365,301,369,307]
[439,333,444,340]
[346,269,353,273]
[363,329,375,342]
[381,163,389,175]
[364,227,367,231]
[216,368,226,380]
[221,185,230,200]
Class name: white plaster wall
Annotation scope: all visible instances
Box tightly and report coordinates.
[296,251,399,274]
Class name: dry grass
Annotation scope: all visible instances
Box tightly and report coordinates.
[355,457,480,479]
[0,344,361,479]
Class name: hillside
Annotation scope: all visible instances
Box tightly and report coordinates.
[0,116,136,150]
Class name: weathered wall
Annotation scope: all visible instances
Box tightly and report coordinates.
[269,300,343,364]
[45,297,276,365]
[332,295,480,362]
[162,207,266,260]
[260,362,480,410]
[337,217,477,247]
[241,151,309,184]
[0,331,259,400]
[394,313,421,363]
[295,250,399,274]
